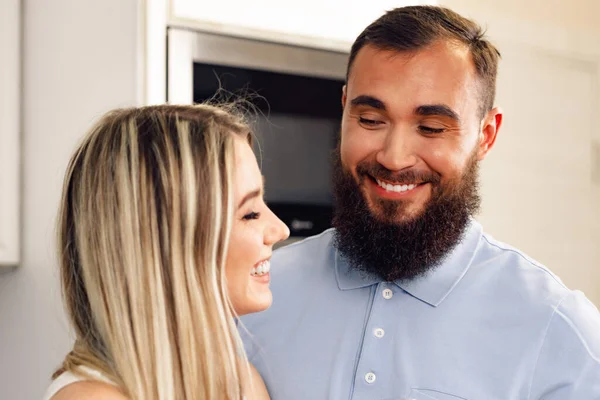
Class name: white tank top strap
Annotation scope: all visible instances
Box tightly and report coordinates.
[42,366,115,400]
[43,366,249,399]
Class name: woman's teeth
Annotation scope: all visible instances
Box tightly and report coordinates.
[376,179,417,193]
[251,260,270,276]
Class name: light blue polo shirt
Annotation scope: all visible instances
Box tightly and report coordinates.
[240,221,600,399]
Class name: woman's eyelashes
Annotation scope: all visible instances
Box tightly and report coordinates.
[242,211,261,221]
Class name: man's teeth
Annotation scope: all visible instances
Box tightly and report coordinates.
[251,260,270,276]
[376,179,417,193]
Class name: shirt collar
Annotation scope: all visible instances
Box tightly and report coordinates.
[334,219,483,307]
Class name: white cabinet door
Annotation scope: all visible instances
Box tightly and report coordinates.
[0,0,21,267]
[169,0,436,50]
[478,43,600,305]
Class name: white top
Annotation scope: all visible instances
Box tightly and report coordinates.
[43,366,115,400]
[43,366,249,399]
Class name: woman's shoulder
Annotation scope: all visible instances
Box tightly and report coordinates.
[44,367,125,400]
[50,380,127,400]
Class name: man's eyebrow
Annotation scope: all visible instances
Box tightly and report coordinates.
[415,104,460,122]
[349,95,387,111]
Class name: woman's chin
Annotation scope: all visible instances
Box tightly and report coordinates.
[234,291,272,316]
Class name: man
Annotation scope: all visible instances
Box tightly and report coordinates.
[241,6,600,399]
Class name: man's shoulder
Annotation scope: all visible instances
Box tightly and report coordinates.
[271,228,336,270]
[529,287,600,397]
[554,290,600,360]
[467,230,600,361]
[476,231,569,294]
[474,230,598,321]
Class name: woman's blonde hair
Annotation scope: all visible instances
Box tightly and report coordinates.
[55,104,252,399]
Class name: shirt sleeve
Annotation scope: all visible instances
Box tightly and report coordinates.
[529,290,600,399]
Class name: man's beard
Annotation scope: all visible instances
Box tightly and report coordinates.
[331,149,481,282]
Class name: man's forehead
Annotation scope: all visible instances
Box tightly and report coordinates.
[346,42,480,114]
[348,41,476,84]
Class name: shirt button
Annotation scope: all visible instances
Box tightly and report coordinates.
[374,328,385,338]
[365,372,376,384]
[382,288,393,299]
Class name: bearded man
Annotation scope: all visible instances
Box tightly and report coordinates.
[241,6,600,400]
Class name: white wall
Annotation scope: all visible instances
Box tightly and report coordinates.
[0,1,141,398]
[443,0,600,36]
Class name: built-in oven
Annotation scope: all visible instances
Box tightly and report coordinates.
[167,28,348,242]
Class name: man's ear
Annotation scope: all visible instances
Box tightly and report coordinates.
[341,85,347,109]
[477,107,503,160]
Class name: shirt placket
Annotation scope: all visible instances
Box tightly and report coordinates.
[350,282,397,399]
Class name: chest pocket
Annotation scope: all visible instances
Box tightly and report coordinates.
[402,388,469,400]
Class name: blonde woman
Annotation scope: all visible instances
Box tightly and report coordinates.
[44,104,289,400]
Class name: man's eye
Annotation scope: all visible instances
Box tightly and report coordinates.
[419,126,445,134]
[359,117,384,126]
[242,211,260,221]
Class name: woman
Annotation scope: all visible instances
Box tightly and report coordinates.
[44,104,289,399]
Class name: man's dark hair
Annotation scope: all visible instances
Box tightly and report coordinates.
[347,6,501,117]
